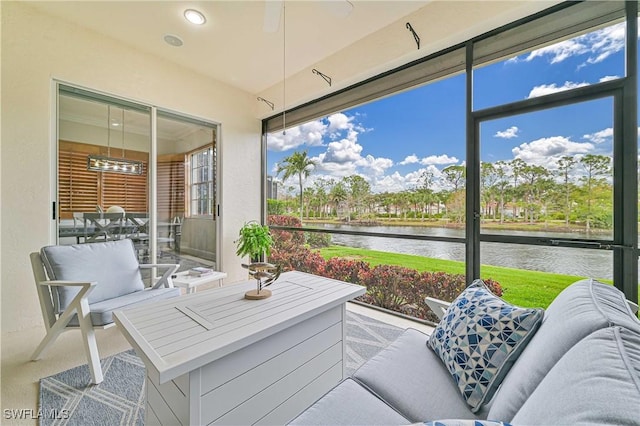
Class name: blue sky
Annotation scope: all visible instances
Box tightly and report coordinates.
[267,21,627,194]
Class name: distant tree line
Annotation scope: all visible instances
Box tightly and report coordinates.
[271,152,614,230]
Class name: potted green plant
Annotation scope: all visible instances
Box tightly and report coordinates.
[235,220,274,262]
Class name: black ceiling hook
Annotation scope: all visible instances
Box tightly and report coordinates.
[406,22,420,50]
[312,68,332,87]
[257,97,274,110]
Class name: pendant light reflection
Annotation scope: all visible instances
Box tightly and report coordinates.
[87,156,143,174]
[87,105,143,175]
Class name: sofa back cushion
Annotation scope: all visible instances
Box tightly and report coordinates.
[488,279,639,421]
[41,239,145,312]
[511,326,640,425]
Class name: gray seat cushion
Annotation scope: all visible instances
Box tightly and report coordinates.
[288,378,410,425]
[41,239,146,313]
[488,279,639,421]
[511,326,640,425]
[67,287,180,326]
[354,328,484,423]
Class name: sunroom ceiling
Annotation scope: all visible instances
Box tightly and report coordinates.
[29,1,561,118]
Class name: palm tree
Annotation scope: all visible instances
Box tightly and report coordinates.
[329,182,348,220]
[276,151,317,222]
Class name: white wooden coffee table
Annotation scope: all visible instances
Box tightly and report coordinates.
[114,271,365,426]
[171,270,227,294]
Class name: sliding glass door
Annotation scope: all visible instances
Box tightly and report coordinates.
[56,84,219,271]
[57,86,151,249]
[156,112,219,267]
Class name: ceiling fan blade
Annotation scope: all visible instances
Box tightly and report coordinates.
[323,0,354,19]
[263,0,283,33]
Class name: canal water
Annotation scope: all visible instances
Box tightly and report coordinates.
[319,223,617,280]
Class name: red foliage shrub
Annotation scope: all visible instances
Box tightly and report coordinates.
[358,264,419,311]
[270,244,325,275]
[323,257,370,284]
[405,272,468,322]
[482,278,503,297]
[266,214,505,323]
[268,215,305,250]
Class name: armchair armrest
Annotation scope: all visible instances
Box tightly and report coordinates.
[425,296,451,321]
[37,280,97,327]
[139,263,180,289]
[38,280,96,288]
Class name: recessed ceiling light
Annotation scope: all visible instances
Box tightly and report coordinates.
[184,9,206,25]
[163,34,184,47]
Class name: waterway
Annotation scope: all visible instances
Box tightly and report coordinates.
[319,223,617,280]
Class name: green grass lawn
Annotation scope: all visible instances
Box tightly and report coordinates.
[319,245,619,309]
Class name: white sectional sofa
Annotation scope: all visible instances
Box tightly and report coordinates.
[290,279,640,425]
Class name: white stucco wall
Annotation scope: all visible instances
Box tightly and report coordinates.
[1,2,261,333]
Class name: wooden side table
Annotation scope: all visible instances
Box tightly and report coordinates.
[171,270,227,294]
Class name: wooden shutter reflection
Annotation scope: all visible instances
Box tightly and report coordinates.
[58,150,99,219]
[158,160,185,221]
[58,141,149,219]
[102,163,148,213]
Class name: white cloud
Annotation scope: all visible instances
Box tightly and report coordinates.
[524,39,588,64]
[327,113,350,129]
[495,126,519,139]
[399,154,457,166]
[368,165,454,193]
[403,169,428,188]
[327,113,353,138]
[583,23,625,65]
[512,136,594,166]
[312,153,358,177]
[297,112,398,181]
[399,154,419,165]
[267,119,327,151]
[268,112,362,151]
[356,155,394,176]
[599,75,619,82]
[372,171,409,193]
[315,142,394,179]
[420,155,458,165]
[527,81,589,98]
[323,139,363,163]
[583,128,613,144]
[273,111,394,182]
[517,22,625,66]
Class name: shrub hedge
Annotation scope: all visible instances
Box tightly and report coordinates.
[267,214,503,322]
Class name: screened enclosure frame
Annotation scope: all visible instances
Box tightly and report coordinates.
[262,1,639,304]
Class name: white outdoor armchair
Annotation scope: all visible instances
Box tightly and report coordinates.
[30,238,181,384]
[425,296,451,321]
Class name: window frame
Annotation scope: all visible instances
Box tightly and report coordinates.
[187,145,215,218]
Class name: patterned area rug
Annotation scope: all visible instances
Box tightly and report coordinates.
[39,311,403,425]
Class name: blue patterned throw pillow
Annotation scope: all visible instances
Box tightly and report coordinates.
[428,280,543,412]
